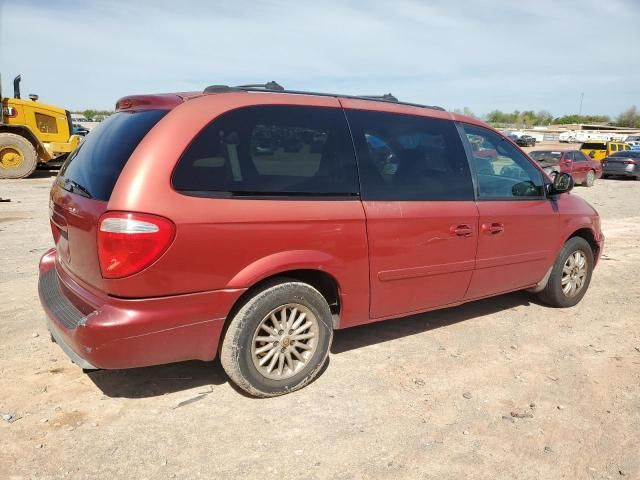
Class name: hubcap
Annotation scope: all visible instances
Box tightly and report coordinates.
[561,250,588,297]
[251,303,319,380]
[0,147,24,169]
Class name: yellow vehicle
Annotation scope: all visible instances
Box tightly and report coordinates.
[1,74,81,179]
[580,141,630,162]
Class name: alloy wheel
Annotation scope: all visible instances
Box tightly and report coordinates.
[251,303,319,380]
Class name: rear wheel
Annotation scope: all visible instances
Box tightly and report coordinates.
[220,279,333,397]
[584,170,595,187]
[538,237,594,308]
[0,133,38,179]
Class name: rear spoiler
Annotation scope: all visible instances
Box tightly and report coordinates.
[115,94,184,112]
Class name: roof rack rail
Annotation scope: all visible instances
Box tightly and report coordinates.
[359,93,398,102]
[203,85,242,94]
[202,82,445,112]
[236,81,284,91]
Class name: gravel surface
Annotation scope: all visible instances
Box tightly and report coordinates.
[1,158,639,479]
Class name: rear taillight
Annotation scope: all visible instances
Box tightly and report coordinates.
[97,212,175,279]
[624,160,638,165]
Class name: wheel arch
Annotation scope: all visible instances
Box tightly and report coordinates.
[567,227,599,258]
[531,229,599,296]
[218,267,342,357]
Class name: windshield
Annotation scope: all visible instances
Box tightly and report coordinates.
[58,110,167,201]
[529,151,562,162]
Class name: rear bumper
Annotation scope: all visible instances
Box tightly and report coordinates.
[602,165,638,176]
[38,249,245,370]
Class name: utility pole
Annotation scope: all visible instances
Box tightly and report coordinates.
[578,92,584,116]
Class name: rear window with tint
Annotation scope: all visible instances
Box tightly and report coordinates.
[58,110,167,201]
[529,151,562,162]
[172,105,358,197]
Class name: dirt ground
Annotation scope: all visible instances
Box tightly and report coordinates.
[1,146,639,480]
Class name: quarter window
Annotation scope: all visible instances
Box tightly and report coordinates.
[345,109,474,201]
[173,106,358,197]
[462,124,545,199]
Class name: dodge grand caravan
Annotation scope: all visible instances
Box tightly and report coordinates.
[38,83,604,397]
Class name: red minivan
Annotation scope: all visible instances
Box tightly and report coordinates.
[38,84,604,396]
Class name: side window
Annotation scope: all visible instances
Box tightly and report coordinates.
[172,105,358,196]
[610,144,618,152]
[462,124,545,199]
[345,109,474,201]
[35,113,59,134]
[572,151,585,162]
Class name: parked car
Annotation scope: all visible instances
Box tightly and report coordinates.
[38,85,604,397]
[580,141,630,161]
[558,131,577,143]
[72,123,90,136]
[529,150,601,187]
[515,135,536,147]
[601,150,640,180]
[624,135,640,150]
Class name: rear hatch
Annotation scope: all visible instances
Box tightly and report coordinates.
[50,109,168,291]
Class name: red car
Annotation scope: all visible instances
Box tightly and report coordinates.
[529,150,602,187]
[38,84,604,396]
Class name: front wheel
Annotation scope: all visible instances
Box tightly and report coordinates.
[538,237,594,308]
[220,280,333,397]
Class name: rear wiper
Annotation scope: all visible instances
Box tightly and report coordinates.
[64,179,93,198]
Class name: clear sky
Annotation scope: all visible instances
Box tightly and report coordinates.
[1,0,638,116]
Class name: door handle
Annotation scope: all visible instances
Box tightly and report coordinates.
[481,222,504,234]
[450,224,473,237]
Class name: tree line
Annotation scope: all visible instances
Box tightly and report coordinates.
[71,109,114,120]
[453,106,640,128]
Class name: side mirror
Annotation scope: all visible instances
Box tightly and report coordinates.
[548,172,574,195]
[28,94,39,102]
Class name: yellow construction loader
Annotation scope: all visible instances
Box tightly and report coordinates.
[1,74,81,179]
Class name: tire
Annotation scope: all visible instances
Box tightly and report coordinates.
[0,133,38,179]
[584,170,595,187]
[220,279,333,397]
[538,237,594,308]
